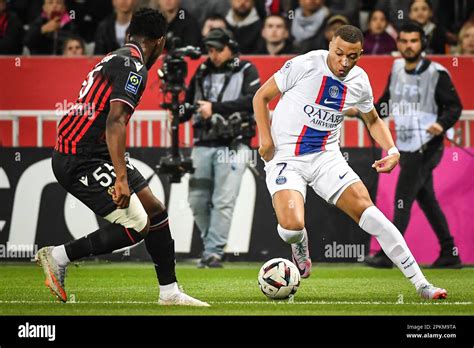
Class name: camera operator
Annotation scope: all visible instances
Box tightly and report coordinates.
[181,28,260,268]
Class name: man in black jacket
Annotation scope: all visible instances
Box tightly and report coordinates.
[94,0,136,55]
[182,28,260,268]
[157,0,201,50]
[255,14,294,55]
[366,23,463,269]
[226,0,262,54]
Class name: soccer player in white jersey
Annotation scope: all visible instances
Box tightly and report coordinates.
[253,25,447,300]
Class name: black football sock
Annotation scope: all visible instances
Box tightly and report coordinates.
[64,223,144,261]
[145,210,177,286]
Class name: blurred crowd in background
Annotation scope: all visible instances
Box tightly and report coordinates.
[0,0,473,57]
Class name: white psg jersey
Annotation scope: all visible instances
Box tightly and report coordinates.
[272,50,374,156]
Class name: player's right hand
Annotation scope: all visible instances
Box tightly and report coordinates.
[111,179,131,209]
[259,142,275,162]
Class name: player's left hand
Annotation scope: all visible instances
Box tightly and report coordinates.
[426,122,444,136]
[197,100,213,119]
[372,153,400,173]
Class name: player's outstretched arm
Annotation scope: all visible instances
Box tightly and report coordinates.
[106,101,133,208]
[360,107,400,173]
[253,76,281,162]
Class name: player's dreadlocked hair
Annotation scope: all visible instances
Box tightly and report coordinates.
[128,8,168,40]
[334,25,364,45]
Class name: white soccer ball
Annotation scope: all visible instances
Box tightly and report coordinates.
[258,258,301,299]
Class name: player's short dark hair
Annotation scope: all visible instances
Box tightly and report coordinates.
[334,25,364,45]
[128,8,167,40]
[398,22,425,40]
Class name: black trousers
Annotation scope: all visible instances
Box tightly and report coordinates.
[393,138,455,252]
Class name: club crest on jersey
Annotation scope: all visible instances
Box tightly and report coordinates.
[329,85,339,98]
[125,71,142,95]
[315,76,347,111]
[276,175,287,185]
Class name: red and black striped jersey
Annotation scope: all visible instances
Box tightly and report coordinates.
[55,41,147,157]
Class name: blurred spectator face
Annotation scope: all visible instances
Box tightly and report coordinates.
[262,16,288,44]
[409,0,432,26]
[460,25,474,55]
[398,31,423,62]
[299,0,324,14]
[0,0,6,14]
[63,39,85,56]
[113,0,137,14]
[369,10,388,35]
[231,0,254,17]
[207,46,233,67]
[158,0,179,12]
[202,18,227,37]
[43,0,66,19]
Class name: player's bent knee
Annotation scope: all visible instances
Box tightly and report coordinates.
[104,193,149,236]
[278,218,305,231]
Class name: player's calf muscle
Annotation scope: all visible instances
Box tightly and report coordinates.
[137,187,166,217]
[336,182,373,223]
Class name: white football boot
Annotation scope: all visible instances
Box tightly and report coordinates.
[35,246,68,302]
[417,283,448,300]
[159,291,210,307]
[291,229,312,278]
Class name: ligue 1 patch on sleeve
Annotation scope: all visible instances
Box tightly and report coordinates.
[125,71,143,95]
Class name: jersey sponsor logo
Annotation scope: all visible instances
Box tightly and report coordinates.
[125,71,143,95]
[315,76,347,111]
[303,104,344,128]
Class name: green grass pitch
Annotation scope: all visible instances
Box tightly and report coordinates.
[0,262,472,315]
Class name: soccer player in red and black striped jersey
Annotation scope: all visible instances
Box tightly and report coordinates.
[36,8,209,307]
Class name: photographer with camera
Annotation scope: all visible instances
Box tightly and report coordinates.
[181,28,260,268]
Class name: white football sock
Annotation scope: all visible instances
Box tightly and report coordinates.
[159,282,180,299]
[51,245,70,267]
[359,206,428,289]
[277,225,305,244]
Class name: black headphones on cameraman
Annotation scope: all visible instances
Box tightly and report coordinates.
[207,28,240,54]
[198,28,242,76]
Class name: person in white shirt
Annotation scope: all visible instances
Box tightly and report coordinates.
[253,24,448,300]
